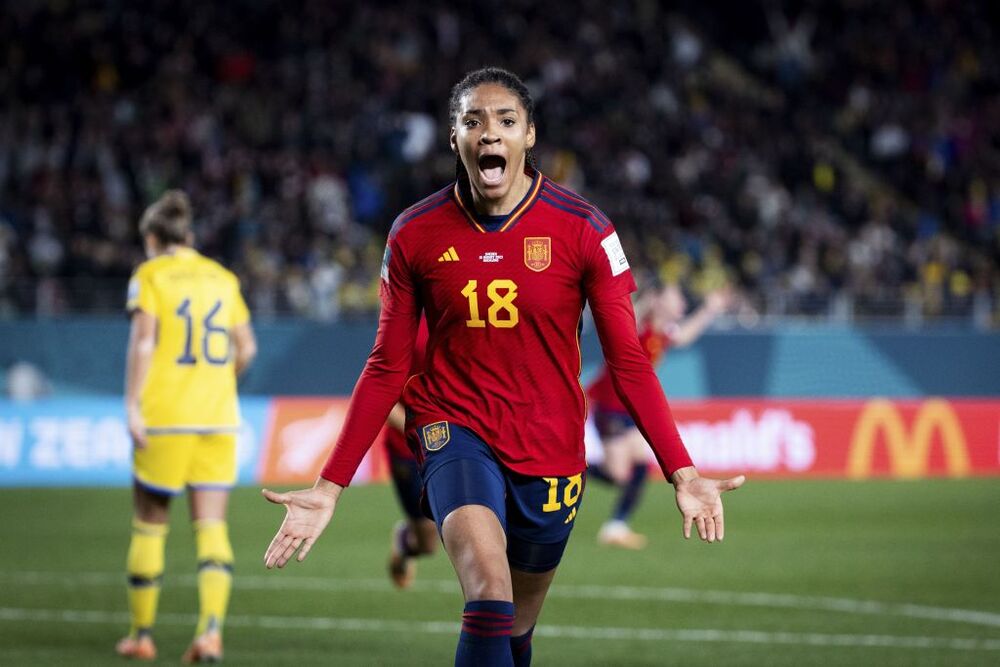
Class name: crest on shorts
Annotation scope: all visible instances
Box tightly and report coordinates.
[524,237,551,272]
[422,421,451,451]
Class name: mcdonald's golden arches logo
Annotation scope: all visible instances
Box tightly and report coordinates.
[847,399,970,479]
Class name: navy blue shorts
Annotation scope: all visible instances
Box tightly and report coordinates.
[593,406,636,440]
[417,421,585,573]
[388,449,424,521]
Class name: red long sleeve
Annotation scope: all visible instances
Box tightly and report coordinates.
[320,290,419,487]
[590,291,693,477]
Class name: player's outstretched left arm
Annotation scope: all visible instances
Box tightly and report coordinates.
[262,478,343,568]
[670,466,745,542]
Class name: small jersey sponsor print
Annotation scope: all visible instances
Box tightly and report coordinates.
[600,232,629,276]
[524,237,551,272]
[422,421,451,451]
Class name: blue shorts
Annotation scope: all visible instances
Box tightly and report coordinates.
[417,421,585,573]
[388,449,424,521]
[593,407,636,440]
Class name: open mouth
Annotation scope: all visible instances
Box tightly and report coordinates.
[478,154,507,187]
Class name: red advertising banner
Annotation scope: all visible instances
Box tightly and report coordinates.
[257,397,999,484]
[671,399,1000,479]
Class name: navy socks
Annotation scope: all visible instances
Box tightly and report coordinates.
[455,600,515,666]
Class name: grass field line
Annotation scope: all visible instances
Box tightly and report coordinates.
[0,606,998,652]
[6,570,1000,630]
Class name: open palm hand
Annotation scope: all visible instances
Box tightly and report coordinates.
[674,474,745,542]
[262,485,339,568]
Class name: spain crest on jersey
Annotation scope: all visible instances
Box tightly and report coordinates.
[422,421,451,451]
[524,237,551,272]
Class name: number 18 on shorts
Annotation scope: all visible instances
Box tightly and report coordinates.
[420,422,586,573]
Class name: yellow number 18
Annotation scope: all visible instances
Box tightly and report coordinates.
[542,474,583,512]
[462,279,519,329]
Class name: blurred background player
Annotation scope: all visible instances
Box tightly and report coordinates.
[586,283,731,549]
[384,316,438,588]
[118,190,256,662]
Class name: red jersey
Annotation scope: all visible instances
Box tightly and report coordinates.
[322,170,691,485]
[384,317,429,460]
[588,321,673,412]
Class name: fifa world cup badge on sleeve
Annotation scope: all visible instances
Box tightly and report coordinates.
[127,277,140,303]
[422,422,451,451]
[600,232,629,276]
[524,237,551,272]
[381,245,392,282]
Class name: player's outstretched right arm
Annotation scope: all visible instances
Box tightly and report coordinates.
[262,478,342,568]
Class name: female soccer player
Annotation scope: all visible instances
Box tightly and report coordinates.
[588,283,732,549]
[117,190,256,663]
[263,67,744,666]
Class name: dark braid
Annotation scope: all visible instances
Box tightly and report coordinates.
[449,67,536,183]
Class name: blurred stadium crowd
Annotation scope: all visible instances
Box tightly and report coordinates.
[0,0,997,324]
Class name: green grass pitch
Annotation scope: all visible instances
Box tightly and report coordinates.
[1,479,998,665]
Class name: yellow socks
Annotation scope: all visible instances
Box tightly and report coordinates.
[126,519,168,637]
[125,517,233,640]
[193,519,234,636]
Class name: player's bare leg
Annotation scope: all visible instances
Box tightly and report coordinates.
[189,488,228,522]
[389,517,439,589]
[510,567,556,635]
[117,485,170,660]
[601,437,631,484]
[414,517,439,553]
[134,483,171,523]
[442,505,514,665]
[183,489,231,664]
[508,567,557,666]
[442,505,512,601]
[598,429,650,550]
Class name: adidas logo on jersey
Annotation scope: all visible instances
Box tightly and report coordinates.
[438,247,460,262]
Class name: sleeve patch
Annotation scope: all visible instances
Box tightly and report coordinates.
[380,244,392,282]
[126,277,140,306]
[600,232,630,277]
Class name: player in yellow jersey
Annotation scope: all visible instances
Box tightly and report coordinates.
[115,190,256,663]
